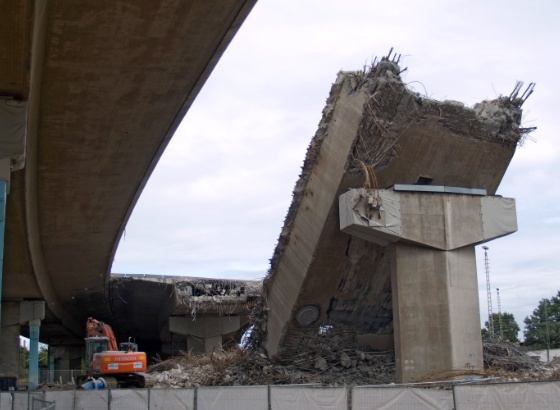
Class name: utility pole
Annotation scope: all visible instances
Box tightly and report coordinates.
[545,300,551,363]
[483,246,494,336]
[497,288,503,339]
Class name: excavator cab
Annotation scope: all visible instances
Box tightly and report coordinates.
[84,337,109,372]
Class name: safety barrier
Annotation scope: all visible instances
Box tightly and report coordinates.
[0,380,558,409]
[353,385,453,409]
[453,380,560,409]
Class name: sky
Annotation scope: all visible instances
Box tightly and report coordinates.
[112,0,560,339]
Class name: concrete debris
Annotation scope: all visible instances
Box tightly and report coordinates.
[483,338,546,374]
[34,338,559,391]
[141,339,558,389]
[144,346,395,388]
[37,381,81,391]
[175,278,261,299]
[174,278,261,316]
[339,353,352,368]
[314,356,327,371]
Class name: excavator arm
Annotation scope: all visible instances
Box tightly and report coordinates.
[86,317,118,351]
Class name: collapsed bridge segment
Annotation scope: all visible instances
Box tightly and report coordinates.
[261,56,532,382]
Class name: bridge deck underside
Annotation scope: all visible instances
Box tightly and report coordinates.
[0,0,257,344]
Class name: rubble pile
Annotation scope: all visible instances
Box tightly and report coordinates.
[482,338,554,380]
[483,338,540,373]
[144,337,559,389]
[145,345,394,388]
[146,326,395,388]
[33,338,559,390]
[37,381,78,391]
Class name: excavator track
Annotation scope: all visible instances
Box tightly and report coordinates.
[102,377,118,389]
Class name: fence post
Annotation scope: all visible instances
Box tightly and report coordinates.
[267,385,271,410]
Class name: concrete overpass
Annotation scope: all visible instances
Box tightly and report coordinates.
[0,0,257,379]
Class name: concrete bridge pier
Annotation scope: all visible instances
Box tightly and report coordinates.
[340,186,518,382]
[169,315,241,354]
[0,301,22,378]
[49,345,84,383]
[390,244,482,381]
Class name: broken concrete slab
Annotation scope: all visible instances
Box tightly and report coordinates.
[108,275,261,356]
[260,53,533,382]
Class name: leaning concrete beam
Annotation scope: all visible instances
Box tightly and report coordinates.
[261,55,531,372]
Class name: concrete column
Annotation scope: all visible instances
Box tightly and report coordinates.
[169,315,240,354]
[391,244,483,381]
[50,345,84,383]
[28,319,40,390]
[19,301,45,390]
[0,179,6,330]
[187,335,223,354]
[49,356,54,383]
[0,302,21,378]
[339,187,517,382]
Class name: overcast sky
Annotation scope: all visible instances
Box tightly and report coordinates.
[112,0,560,338]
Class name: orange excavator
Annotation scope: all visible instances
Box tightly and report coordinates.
[77,317,147,388]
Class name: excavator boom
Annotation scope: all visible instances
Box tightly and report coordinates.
[86,317,118,351]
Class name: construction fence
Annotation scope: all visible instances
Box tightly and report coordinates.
[0,380,558,410]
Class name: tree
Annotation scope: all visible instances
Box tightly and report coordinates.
[523,291,560,349]
[39,346,49,368]
[19,343,49,371]
[481,312,520,342]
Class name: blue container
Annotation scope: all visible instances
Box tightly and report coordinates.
[80,378,106,390]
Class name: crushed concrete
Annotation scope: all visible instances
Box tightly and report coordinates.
[35,334,558,391]
[140,337,560,389]
[140,337,560,388]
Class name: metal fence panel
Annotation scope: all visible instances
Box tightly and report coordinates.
[149,388,194,410]
[270,386,347,410]
[454,381,560,410]
[13,392,29,410]
[110,389,149,410]
[198,386,268,410]
[31,397,55,410]
[75,389,109,410]
[45,390,75,409]
[0,392,13,410]
[352,386,453,410]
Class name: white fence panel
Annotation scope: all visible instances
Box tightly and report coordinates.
[454,381,560,410]
[271,386,347,410]
[45,390,75,409]
[75,389,109,410]
[110,389,149,410]
[352,386,452,410]
[0,392,12,409]
[198,386,268,410]
[149,388,194,410]
[12,392,29,410]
